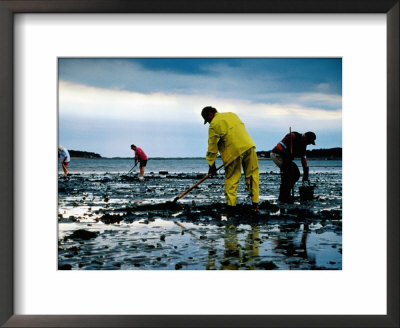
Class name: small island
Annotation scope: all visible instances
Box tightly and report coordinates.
[69,150,102,159]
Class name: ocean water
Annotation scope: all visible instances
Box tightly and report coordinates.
[59,158,342,174]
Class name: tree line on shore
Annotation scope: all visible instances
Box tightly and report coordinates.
[69,150,102,159]
[69,148,342,160]
[257,147,342,159]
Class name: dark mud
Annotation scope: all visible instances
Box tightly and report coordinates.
[58,171,342,270]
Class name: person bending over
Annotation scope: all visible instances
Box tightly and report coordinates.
[131,144,148,180]
[58,146,70,177]
[270,131,316,202]
[201,106,259,215]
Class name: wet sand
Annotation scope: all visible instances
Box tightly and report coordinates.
[58,170,342,270]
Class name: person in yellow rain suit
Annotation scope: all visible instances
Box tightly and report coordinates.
[201,106,259,215]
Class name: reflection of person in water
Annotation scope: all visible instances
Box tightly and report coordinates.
[205,250,217,270]
[219,225,260,270]
[270,131,316,202]
[221,225,241,270]
[274,223,310,268]
[244,226,260,259]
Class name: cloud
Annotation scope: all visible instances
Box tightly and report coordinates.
[59,80,341,132]
[59,58,342,108]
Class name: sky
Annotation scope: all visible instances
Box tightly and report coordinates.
[58,58,342,158]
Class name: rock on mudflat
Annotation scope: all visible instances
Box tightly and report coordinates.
[66,229,99,241]
[100,213,123,224]
[257,261,278,270]
[59,264,72,270]
[259,200,279,212]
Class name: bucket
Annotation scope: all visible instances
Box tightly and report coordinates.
[299,183,315,201]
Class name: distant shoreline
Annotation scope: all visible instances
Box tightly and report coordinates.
[70,147,342,160]
[71,157,342,161]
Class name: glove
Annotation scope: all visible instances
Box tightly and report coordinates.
[302,166,309,182]
[208,163,217,176]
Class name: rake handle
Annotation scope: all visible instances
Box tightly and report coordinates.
[127,164,137,174]
[173,164,224,202]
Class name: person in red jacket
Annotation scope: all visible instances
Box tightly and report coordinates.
[270,131,316,202]
[131,144,148,180]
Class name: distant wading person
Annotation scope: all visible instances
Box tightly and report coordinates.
[58,146,70,177]
[270,131,316,202]
[201,106,259,215]
[131,144,148,180]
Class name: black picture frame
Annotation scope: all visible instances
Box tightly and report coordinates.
[0,1,398,327]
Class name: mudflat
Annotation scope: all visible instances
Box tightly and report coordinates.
[58,170,342,270]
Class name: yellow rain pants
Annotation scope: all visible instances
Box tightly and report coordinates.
[205,112,259,206]
[224,147,259,206]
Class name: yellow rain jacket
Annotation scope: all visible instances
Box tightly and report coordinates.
[206,112,255,166]
[206,112,259,206]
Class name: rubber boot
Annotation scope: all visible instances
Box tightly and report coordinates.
[279,174,293,203]
[279,185,293,203]
[251,202,260,215]
[226,205,236,219]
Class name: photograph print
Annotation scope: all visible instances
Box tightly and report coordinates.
[58,58,342,270]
